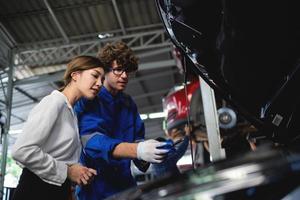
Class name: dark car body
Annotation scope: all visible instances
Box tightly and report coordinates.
[156,0,300,144]
[105,1,300,199]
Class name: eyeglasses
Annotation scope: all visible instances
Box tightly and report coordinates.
[109,67,136,77]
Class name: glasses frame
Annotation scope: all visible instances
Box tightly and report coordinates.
[109,66,136,77]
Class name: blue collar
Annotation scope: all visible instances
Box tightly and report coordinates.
[99,86,127,105]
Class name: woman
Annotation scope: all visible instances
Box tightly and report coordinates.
[11,55,108,200]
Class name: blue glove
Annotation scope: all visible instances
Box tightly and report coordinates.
[157,139,172,149]
[156,138,176,156]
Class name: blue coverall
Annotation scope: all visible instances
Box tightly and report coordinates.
[74,86,145,200]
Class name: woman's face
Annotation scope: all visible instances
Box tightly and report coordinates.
[74,67,105,99]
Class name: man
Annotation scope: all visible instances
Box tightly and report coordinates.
[74,41,169,200]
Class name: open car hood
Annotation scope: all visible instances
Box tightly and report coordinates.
[156,0,300,144]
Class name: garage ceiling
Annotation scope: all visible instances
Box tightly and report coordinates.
[0,0,184,141]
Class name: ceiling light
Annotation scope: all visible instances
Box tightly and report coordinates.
[140,114,148,120]
[98,33,114,39]
[148,112,165,119]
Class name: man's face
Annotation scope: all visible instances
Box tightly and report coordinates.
[104,60,131,95]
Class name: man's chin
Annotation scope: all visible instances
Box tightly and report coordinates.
[118,88,126,92]
[118,85,127,91]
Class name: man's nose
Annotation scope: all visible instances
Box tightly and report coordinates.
[120,71,128,78]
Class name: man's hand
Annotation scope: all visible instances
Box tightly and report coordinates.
[67,164,97,186]
[137,139,170,163]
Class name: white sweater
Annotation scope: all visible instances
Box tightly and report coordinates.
[12,90,81,186]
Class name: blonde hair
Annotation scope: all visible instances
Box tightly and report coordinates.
[59,55,108,91]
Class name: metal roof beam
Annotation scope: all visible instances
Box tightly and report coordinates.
[14,86,38,102]
[14,70,65,86]
[15,30,172,66]
[138,60,175,70]
[138,47,171,58]
[112,0,126,35]
[18,24,163,48]
[0,0,111,20]
[133,88,170,100]
[0,22,17,48]
[19,29,169,52]
[43,0,69,43]
[14,59,175,86]
[10,113,26,123]
[130,68,177,84]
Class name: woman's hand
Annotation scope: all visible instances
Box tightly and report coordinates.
[67,163,97,186]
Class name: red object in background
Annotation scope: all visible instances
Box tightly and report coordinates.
[163,80,200,131]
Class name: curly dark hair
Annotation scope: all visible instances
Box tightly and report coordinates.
[97,41,139,71]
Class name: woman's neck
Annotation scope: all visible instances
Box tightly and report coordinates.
[61,85,80,106]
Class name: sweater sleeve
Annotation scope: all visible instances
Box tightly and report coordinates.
[11,95,67,186]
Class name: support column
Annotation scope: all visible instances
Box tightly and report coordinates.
[0,49,15,199]
[199,76,225,162]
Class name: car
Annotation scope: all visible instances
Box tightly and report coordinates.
[107,0,300,199]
